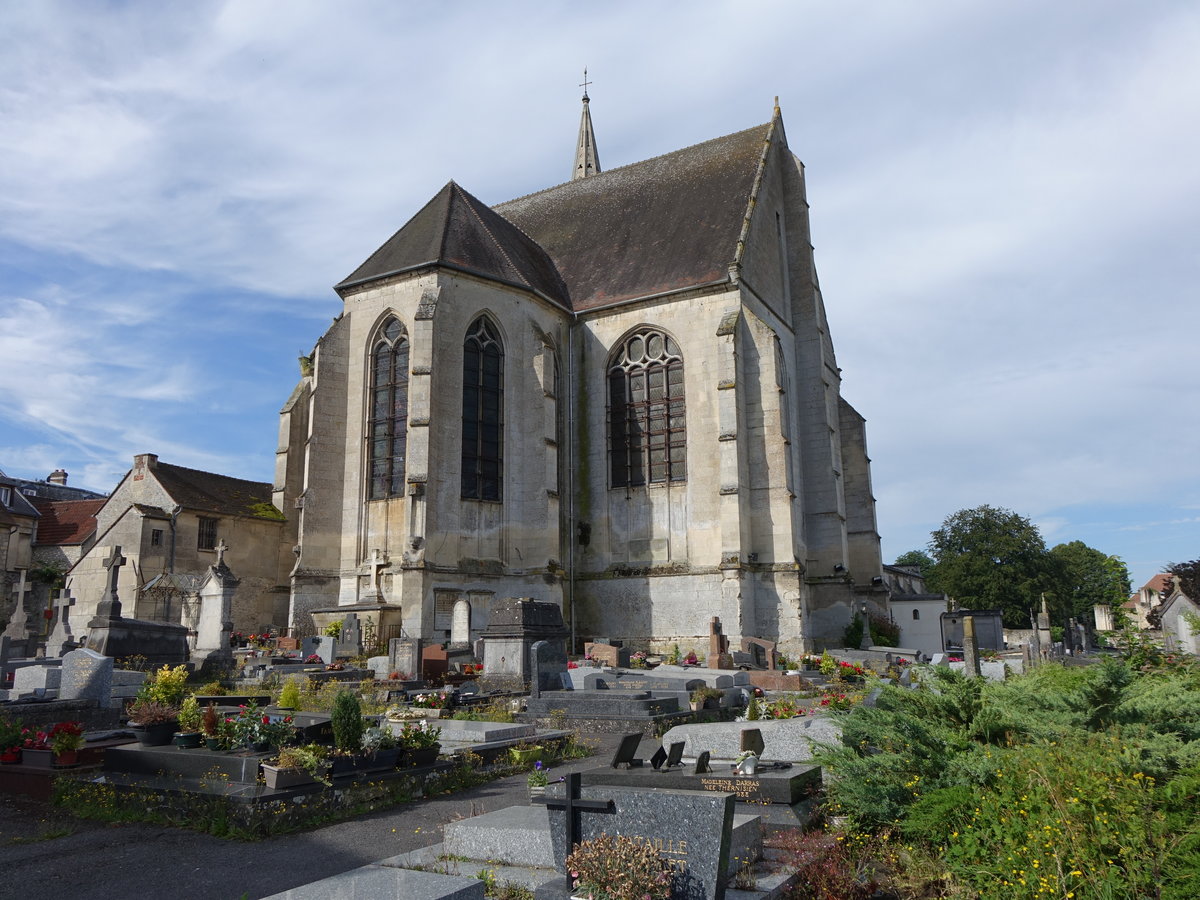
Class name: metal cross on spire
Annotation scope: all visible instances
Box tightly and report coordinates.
[579,67,592,99]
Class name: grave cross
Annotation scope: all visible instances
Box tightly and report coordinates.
[48,588,77,656]
[215,538,229,567]
[3,570,31,641]
[367,549,387,592]
[97,545,127,619]
[534,772,614,891]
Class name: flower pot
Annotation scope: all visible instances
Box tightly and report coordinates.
[53,750,79,767]
[0,748,21,765]
[22,748,54,768]
[261,763,315,790]
[132,721,179,747]
[251,740,271,753]
[205,737,223,751]
[529,784,546,802]
[510,747,543,766]
[406,747,440,768]
[174,732,203,749]
[367,747,400,771]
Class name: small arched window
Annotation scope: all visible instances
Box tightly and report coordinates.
[912,609,920,621]
[368,317,409,499]
[462,316,503,501]
[608,328,686,487]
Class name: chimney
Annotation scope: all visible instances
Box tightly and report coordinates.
[133,454,159,482]
[48,469,68,485]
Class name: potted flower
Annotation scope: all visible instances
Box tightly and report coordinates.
[127,698,180,746]
[565,833,671,900]
[732,750,759,775]
[510,743,544,767]
[201,702,222,750]
[397,720,441,767]
[361,725,400,771]
[410,692,449,717]
[174,696,203,748]
[49,721,85,766]
[0,715,23,765]
[527,759,550,800]
[630,651,648,669]
[689,685,722,711]
[682,650,699,666]
[21,728,54,767]
[262,742,329,789]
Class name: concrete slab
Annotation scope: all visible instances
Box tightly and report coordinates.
[262,865,484,899]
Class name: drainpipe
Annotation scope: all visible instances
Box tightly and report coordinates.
[168,504,181,574]
[566,321,578,655]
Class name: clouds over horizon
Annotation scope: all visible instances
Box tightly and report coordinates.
[0,0,1196,587]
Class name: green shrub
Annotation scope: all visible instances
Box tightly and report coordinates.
[331,691,363,753]
[277,678,301,710]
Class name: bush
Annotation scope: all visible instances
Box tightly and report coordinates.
[331,691,363,753]
[277,678,301,710]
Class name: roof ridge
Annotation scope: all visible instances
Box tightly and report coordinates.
[731,111,781,272]
[496,121,771,208]
[156,460,271,490]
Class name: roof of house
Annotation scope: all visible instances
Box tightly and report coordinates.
[30,498,104,545]
[152,462,280,521]
[337,181,570,307]
[338,120,776,313]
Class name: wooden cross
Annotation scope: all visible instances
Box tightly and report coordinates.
[215,538,229,567]
[533,772,614,891]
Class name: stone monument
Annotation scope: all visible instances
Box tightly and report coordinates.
[86,545,189,665]
[191,540,237,673]
[479,598,568,692]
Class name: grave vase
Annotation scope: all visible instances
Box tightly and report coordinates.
[261,763,314,790]
[53,750,79,767]
[133,721,179,747]
[366,748,400,771]
[406,747,440,767]
[22,748,54,768]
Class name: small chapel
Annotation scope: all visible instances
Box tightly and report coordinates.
[275,92,887,655]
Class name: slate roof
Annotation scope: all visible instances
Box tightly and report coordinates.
[498,123,772,311]
[152,462,280,520]
[337,181,569,307]
[338,122,774,312]
[30,498,104,545]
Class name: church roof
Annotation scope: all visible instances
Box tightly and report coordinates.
[497,122,772,311]
[337,181,570,307]
[30,498,104,545]
[151,462,281,521]
[339,120,775,312]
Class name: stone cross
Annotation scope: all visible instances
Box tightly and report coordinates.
[215,538,229,568]
[47,588,77,657]
[3,570,32,642]
[859,602,874,650]
[96,545,127,619]
[368,549,387,592]
[534,772,615,891]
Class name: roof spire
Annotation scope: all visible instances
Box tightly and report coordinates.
[572,68,601,180]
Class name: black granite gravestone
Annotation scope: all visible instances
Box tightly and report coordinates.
[694,750,711,774]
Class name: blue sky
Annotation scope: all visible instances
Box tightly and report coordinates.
[1,0,1196,591]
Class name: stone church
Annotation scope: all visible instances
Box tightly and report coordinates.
[276,95,886,655]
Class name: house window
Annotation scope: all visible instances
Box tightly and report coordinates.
[198,517,217,551]
[151,529,163,547]
[461,316,503,501]
[0,486,9,506]
[608,328,686,487]
[912,609,920,620]
[368,317,410,499]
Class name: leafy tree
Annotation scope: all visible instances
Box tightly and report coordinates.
[892,549,935,579]
[926,505,1053,627]
[1167,558,1200,600]
[1047,541,1132,621]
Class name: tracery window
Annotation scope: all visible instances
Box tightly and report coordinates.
[368,317,410,499]
[608,328,686,487]
[462,316,503,501]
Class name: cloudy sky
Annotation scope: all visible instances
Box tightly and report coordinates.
[1,0,1196,591]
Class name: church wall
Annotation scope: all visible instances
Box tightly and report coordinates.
[838,398,883,583]
[736,135,796,332]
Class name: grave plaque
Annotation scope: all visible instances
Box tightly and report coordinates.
[59,647,114,704]
[694,750,712,774]
[610,732,644,769]
[545,779,735,900]
[301,636,335,665]
[584,641,628,668]
[740,728,765,757]
[529,639,567,698]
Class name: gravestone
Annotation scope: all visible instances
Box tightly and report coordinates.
[3,570,34,656]
[14,664,61,695]
[276,636,299,652]
[708,617,729,668]
[338,613,362,657]
[301,635,335,664]
[47,588,78,657]
[694,750,712,774]
[59,647,114,704]
[739,637,776,670]
[192,549,237,672]
[584,641,629,668]
[543,776,735,900]
[388,636,422,678]
[421,643,449,681]
[529,639,567,698]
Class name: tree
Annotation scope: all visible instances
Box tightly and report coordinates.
[926,505,1054,627]
[1167,559,1200,600]
[893,549,935,579]
[1047,542,1132,622]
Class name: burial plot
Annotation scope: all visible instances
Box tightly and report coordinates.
[540,773,736,900]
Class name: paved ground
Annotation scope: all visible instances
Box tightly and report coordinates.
[0,732,626,900]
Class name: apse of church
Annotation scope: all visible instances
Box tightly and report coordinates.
[276,97,886,654]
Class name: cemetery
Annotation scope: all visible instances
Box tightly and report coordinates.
[2,546,1198,900]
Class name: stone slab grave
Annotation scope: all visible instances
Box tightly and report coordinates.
[584,640,629,668]
[59,647,114,705]
[525,688,679,719]
[263,865,484,900]
[13,663,62,697]
[581,666,747,710]
[661,716,843,764]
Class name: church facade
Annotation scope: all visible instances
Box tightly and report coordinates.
[276,99,886,654]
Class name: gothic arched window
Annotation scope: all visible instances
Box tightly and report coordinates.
[368,317,410,499]
[462,316,504,501]
[608,328,686,487]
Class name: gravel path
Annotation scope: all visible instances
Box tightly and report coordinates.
[0,732,626,900]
